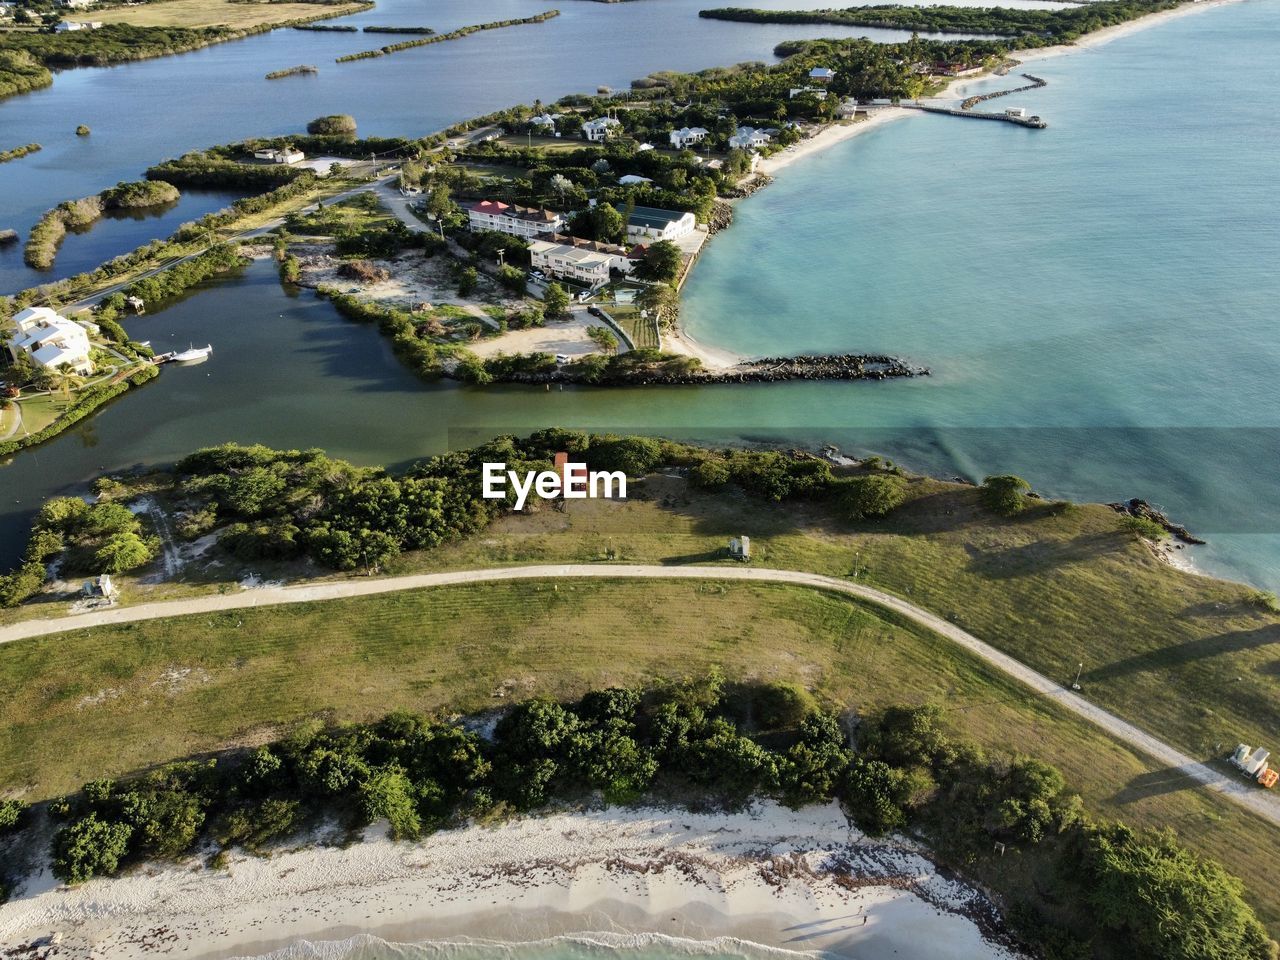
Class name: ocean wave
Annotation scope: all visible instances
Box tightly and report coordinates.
[231,931,823,960]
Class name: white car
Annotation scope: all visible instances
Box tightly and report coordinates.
[555,354,571,364]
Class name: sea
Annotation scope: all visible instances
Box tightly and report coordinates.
[0,0,1277,604]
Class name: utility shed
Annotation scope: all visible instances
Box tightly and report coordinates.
[729,536,751,561]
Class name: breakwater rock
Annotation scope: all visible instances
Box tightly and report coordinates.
[961,73,1047,111]
[1108,498,1206,544]
[479,353,929,387]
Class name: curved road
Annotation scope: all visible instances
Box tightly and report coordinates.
[2,563,1276,826]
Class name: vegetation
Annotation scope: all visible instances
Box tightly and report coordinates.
[0,142,40,165]
[4,678,1270,959]
[306,114,357,136]
[361,25,435,34]
[980,474,1032,516]
[24,180,180,269]
[335,10,561,63]
[0,50,52,101]
[265,64,317,79]
[632,239,683,284]
[75,124,90,136]
[699,1,1185,46]
[122,243,247,304]
[543,281,571,318]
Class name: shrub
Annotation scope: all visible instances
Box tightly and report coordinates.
[980,474,1031,516]
[52,814,133,884]
[306,114,357,136]
[841,474,908,520]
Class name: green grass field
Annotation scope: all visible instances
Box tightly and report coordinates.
[2,576,1277,930]
[92,0,368,30]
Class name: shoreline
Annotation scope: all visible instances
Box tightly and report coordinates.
[0,803,1023,960]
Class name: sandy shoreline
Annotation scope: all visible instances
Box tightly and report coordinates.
[0,803,1022,960]
[754,109,912,178]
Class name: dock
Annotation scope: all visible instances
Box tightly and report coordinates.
[903,103,1047,129]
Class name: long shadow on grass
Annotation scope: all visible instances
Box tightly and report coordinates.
[962,531,1120,580]
[1082,624,1280,684]
[1111,765,1207,805]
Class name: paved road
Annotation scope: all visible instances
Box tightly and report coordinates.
[2,563,1276,826]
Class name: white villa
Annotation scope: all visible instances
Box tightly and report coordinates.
[668,126,709,149]
[253,147,304,164]
[581,117,621,142]
[619,205,696,243]
[57,0,95,8]
[809,67,835,83]
[618,174,653,185]
[789,87,827,100]
[467,200,565,239]
[729,126,771,150]
[55,19,101,30]
[529,112,558,129]
[529,239,615,288]
[7,307,94,376]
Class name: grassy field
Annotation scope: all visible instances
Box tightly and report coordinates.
[606,304,661,349]
[92,0,368,30]
[496,134,589,153]
[2,576,1278,930]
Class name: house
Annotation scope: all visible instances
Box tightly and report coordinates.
[467,200,565,239]
[789,87,827,101]
[7,306,94,376]
[618,174,653,186]
[528,239,615,288]
[529,112,558,129]
[253,147,304,164]
[668,126,709,149]
[933,62,983,77]
[809,67,834,83]
[57,0,95,8]
[545,234,638,274]
[617,204,696,243]
[837,99,860,119]
[728,126,771,150]
[636,143,655,152]
[55,19,102,30]
[581,117,621,142]
[728,536,751,561]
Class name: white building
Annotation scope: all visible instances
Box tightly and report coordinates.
[528,239,615,288]
[728,126,771,150]
[620,205,696,243]
[668,126,709,149]
[253,147,304,164]
[467,200,565,239]
[809,67,835,83]
[55,19,102,30]
[581,117,621,142]
[58,0,95,8]
[545,234,637,275]
[618,175,653,186]
[7,306,94,376]
[789,87,827,100]
[529,112,558,129]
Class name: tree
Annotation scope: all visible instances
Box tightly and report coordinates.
[457,265,478,297]
[549,173,573,203]
[634,240,683,284]
[497,264,526,295]
[53,814,133,883]
[358,766,421,839]
[543,281,570,318]
[569,204,626,245]
[980,474,1031,516]
[841,758,910,835]
[0,798,25,833]
[635,283,679,328]
[1085,825,1275,960]
[94,531,155,573]
[841,474,908,520]
[306,114,357,136]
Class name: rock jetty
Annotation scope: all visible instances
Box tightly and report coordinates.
[1108,498,1206,544]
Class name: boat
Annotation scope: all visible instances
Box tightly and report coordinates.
[171,344,213,364]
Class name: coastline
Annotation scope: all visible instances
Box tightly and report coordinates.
[0,803,1022,960]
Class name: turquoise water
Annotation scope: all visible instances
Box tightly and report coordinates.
[249,934,814,960]
[1,0,1278,591]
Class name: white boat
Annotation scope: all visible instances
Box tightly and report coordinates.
[171,344,213,364]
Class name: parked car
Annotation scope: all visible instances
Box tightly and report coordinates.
[587,306,605,319]
[555,354,571,364]
[530,270,546,281]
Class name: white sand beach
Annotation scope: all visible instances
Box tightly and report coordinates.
[662,327,742,370]
[0,803,1023,960]
[755,110,911,178]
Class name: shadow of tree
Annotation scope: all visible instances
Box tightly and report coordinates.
[1111,765,1207,805]
[1082,624,1280,684]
